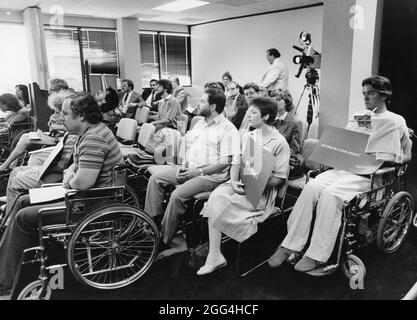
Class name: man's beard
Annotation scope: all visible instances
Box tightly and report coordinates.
[199,108,211,118]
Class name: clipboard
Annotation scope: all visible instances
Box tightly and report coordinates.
[240,137,275,208]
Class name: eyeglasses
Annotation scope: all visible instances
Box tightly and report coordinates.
[227,87,237,91]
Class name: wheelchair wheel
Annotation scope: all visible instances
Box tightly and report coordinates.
[123,185,140,207]
[9,129,31,153]
[413,212,417,229]
[67,204,159,290]
[341,254,366,280]
[377,191,414,254]
[17,280,52,300]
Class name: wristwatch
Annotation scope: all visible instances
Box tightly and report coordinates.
[199,168,205,176]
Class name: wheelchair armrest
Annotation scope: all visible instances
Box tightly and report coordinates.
[41,183,63,188]
[373,167,396,176]
[65,186,125,198]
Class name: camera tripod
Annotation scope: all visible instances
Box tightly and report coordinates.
[294,82,320,137]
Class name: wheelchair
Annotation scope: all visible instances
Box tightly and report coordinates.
[0,121,32,162]
[10,166,159,300]
[285,164,414,280]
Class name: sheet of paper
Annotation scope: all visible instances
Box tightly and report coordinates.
[29,185,67,204]
[309,125,383,175]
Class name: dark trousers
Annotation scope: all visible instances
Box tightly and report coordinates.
[0,195,65,292]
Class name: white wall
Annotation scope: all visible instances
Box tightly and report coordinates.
[190,6,323,122]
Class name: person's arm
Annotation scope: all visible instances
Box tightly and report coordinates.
[289,120,303,155]
[266,139,290,189]
[50,124,66,132]
[65,136,106,191]
[177,156,232,181]
[261,67,281,88]
[67,168,100,191]
[62,163,76,187]
[266,176,285,188]
[153,100,181,127]
[8,110,28,125]
[176,88,186,105]
[402,137,413,163]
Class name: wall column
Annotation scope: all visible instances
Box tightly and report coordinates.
[117,18,142,92]
[319,0,383,135]
[23,6,49,89]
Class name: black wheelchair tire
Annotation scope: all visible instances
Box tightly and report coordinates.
[377,191,414,254]
[67,204,159,290]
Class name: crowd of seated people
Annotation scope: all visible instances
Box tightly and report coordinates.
[0,70,412,299]
[0,91,122,297]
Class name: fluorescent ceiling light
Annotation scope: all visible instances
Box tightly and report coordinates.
[5,11,11,15]
[153,0,209,12]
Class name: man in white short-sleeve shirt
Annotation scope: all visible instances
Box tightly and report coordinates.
[145,88,240,255]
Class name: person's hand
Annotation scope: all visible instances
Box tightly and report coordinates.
[49,124,59,132]
[231,180,245,195]
[128,102,138,108]
[63,167,76,187]
[153,123,164,131]
[177,168,199,183]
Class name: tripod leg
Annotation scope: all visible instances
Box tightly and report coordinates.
[294,85,308,116]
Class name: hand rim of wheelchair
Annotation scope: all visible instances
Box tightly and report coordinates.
[17,279,52,300]
[67,204,159,290]
[376,191,414,254]
[413,211,417,229]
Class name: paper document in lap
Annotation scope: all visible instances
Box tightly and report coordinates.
[309,125,383,175]
[29,185,66,204]
[240,137,275,208]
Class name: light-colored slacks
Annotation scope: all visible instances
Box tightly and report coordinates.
[282,169,370,263]
[144,166,221,244]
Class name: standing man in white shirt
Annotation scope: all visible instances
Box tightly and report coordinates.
[261,48,289,94]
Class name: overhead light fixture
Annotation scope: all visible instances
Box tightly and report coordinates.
[5,11,11,15]
[153,0,209,12]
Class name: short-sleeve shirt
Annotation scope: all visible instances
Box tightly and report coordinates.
[185,114,241,183]
[73,122,123,188]
[242,128,290,180]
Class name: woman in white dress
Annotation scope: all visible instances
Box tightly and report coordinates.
[197,96,290,275]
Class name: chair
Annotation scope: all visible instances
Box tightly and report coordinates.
[190,116,204,131]
[177,114,188,136]
[116,118,138,143]
[287,138,320,191]
[135,106,150,125]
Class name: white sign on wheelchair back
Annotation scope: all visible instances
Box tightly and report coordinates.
[309,126,383,175]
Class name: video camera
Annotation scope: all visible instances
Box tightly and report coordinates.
[293,31,321,84]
